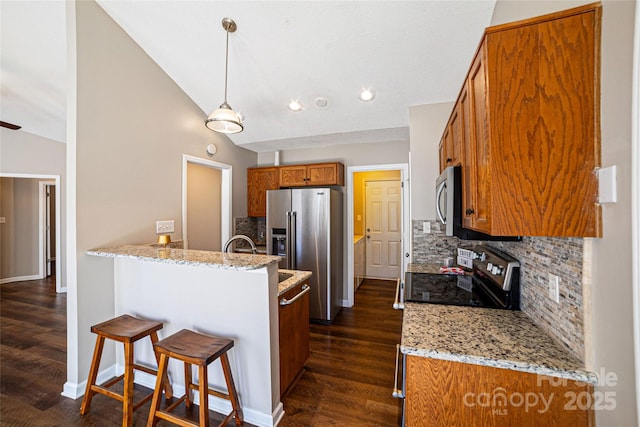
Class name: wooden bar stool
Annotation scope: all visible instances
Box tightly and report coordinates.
[147,329,243,427]
[80,314,173,426]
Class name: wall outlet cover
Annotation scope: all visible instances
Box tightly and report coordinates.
[423,221,431,234]
[156,220,175,234]
[548,273,560,303]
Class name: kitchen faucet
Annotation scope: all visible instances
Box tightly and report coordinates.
[223,234,258,254]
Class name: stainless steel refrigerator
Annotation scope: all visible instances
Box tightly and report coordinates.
[266,188,343,324]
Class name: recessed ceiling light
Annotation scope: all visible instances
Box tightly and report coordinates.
[288,100,303,112]
[359,88,376,102]
[315,97,328,108]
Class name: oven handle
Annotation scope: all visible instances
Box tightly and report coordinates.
[392,344,405,399]
[393,278,404,310]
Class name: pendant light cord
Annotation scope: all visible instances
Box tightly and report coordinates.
[223,27,229,105]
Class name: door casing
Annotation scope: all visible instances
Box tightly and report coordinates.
[345,163,410,308]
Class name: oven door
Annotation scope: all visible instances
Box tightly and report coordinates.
[435,166,455,236]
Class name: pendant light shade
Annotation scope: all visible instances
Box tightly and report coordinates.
[205,18,243,134]
[206,102,243,133]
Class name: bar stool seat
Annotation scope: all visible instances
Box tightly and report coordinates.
[147,329,243,427]
[80,314,173,427]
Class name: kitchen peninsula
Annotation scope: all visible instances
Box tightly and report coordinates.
[87,245,304,427]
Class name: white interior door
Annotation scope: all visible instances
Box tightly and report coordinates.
[365,180,402,279]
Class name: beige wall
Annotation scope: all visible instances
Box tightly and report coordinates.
[0,128,67,285]
[186,162,222,251]
[408,102,454,221]
[490,1,638,425]
[256,139,409,167]
[0,178,41,279]
[67,0,257,390]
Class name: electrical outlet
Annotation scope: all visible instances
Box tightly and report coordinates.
[156,220,174,234]
[423,221,431,234]
[0,217,5,224]
[548,273,560,303]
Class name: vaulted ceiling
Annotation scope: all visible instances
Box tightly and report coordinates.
[1,1,496,152]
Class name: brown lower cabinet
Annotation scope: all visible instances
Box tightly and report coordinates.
[279,280,310,397]
[405,356,594,426]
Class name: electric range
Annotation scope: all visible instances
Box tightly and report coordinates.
[404,245,520,310]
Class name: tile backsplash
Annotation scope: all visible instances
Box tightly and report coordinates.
[234,217,266,245]
[412,220,585,362]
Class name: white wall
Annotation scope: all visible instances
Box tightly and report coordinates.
[408,102,454,221]
[65,0,257,396]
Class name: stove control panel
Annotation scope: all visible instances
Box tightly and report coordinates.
[472,245,520,291]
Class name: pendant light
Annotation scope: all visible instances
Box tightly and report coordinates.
[205,17,243,134]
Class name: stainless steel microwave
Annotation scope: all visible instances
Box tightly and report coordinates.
[435,166,520,241]
[435,166,456,236]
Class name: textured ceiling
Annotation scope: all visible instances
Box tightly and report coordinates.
[1,1,496,152]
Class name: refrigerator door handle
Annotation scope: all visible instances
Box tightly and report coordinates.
[286,211,296,270]
[289,211,297,270]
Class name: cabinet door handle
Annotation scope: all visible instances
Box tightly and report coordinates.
[466,208,475,215]
[446,158,453,163]
[279,284,310,306]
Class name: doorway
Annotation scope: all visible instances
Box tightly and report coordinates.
[41,182,56,279]
[0,173,62,292]
[346,164,410,308]
[364,179,402,279]
[181,155,232,250]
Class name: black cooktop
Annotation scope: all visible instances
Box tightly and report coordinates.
[404,272,502,309]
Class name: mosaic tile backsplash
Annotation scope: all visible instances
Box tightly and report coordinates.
[412,220,585,362]
[234,217,266,246]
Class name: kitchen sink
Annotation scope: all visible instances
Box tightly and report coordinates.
[278,271,293,283]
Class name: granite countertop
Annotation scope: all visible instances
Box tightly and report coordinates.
[401,303,597,384]
[277,269,312,296]
[87,245,281,271]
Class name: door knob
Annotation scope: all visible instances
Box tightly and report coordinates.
[366,235,370,239]
[367,228,371,232]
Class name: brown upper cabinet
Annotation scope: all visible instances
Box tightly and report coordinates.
[247,167,279,217]
[444,3,602,237]
[247,162,345,217]
[438,105,462,172]
[279,162,345,187]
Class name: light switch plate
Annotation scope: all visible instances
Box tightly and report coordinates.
[0,217,5,224]
[156,220,175,234]
[598,165,617,204]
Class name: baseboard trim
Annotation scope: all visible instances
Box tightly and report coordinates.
[0,274,42,284]
[61,365,116,399]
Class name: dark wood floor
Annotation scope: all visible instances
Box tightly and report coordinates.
[1,277,402,426]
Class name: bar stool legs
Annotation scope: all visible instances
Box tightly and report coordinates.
[80,315,173,427]
[147,329,243,427]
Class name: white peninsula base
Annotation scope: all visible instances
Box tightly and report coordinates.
[88,246,284,427]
